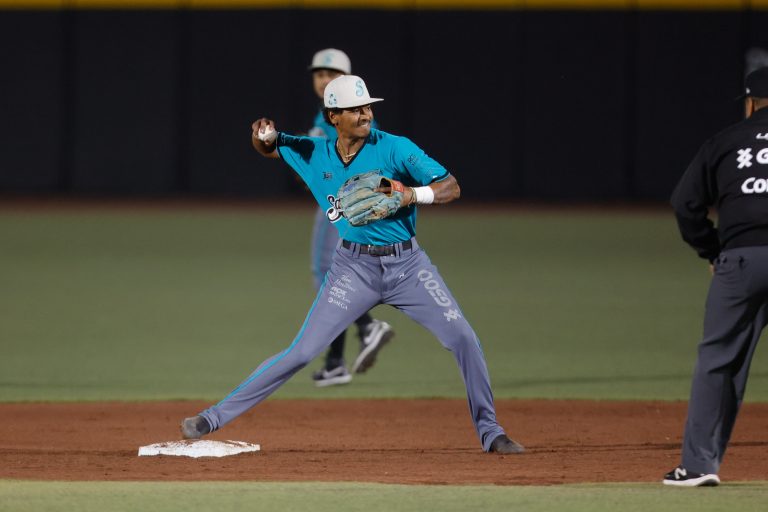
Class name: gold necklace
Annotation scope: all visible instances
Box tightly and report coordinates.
[336,140,358,162]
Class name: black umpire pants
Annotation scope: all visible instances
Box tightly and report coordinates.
[681,246,768,474]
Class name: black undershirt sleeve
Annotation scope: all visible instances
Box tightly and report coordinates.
[670,141,721,262]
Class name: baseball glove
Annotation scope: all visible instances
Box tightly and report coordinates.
[337,171,405,226]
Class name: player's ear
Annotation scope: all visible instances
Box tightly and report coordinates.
[745,98,754,119]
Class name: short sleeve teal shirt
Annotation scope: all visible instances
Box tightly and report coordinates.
[276,128,450,245]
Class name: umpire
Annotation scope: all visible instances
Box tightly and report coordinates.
[666,66,768,487]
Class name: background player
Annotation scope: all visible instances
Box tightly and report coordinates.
[665,67,768,487]
[181,75,524,454]
[306,48,394,387]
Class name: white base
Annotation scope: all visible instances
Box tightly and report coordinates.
[138,440,261,458]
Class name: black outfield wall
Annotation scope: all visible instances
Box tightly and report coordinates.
[1,7,767,201]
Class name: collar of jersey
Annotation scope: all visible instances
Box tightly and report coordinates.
[334,136,369,167]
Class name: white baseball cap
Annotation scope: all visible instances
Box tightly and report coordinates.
[324,75,383,109]
[308,48,351,74]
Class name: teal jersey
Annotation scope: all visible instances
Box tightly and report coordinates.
[276,128,449,245]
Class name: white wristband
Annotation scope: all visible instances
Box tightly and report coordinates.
[412,186,434,205]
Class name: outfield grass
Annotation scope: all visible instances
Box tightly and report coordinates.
[1,480,767,512]
[1,206,766,402]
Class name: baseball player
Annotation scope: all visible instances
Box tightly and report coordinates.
[180,75,524,454]
[306,48,394,387]
[664,66,768,486]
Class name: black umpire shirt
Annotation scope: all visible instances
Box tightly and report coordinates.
[671,107,768,262]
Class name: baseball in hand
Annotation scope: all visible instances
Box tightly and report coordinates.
[257,125,276,144]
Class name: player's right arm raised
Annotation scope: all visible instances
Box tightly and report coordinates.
[251,118,280,159]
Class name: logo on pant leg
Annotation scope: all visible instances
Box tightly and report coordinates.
[418,269,462,322]
[443,309,461,322]
[328,274,353,310]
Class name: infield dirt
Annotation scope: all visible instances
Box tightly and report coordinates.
[2,399,766,485]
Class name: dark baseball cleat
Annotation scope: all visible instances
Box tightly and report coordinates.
[180,415,211,440]
[489,434,525,454]
[352,319,395,374]
[662,465,720,487]
[312,364,353,387]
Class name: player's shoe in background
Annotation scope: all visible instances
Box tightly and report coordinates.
[352,319,394,374]
[180,415,211,440]
[662,466,720,487]
[312,364,353,387]
[488,434,525,454]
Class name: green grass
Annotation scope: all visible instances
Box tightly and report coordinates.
[2,207,767,511]
[1,480,767,512]
[1,206,766,402]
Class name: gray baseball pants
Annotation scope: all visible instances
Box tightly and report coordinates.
[681,246,768,474]
[199,237,507,451]
[310,207,338,290]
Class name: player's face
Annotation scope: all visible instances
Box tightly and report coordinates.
[313,69,344,99]
[334,105,374,138]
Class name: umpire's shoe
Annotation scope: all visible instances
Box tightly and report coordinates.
[352,319,395,374]
[489,434,525,454]
[181,415,211,440]
[662,466,720,487]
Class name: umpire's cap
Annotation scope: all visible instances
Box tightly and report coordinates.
[324,75,383,109]
[744,66,768,98]
[309,48,351,74]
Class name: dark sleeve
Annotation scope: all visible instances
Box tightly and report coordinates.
[274,133,322,187]
[670,140,721,262]
[276,132,317,165]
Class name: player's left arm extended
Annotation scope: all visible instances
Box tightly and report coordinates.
[394,174,460,208]
[392,136,459,207]
[425,174,460,205]
[375,174,459,207]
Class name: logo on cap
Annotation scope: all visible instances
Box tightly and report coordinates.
[323,75,383,109]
